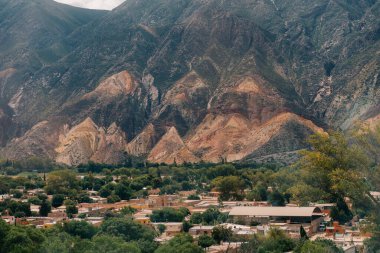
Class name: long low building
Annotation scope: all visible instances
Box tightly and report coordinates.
[229,206,324,233]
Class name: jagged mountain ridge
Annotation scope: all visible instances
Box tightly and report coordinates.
[0,0,106,145]
[0,0,379,165]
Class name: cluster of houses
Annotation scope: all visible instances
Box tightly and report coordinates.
[1,187,378,253]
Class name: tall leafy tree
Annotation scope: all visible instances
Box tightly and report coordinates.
[63,220,98,239]
[2,226,45,253]
[64,200,78,218]
[39,200,51,217]
[198,234,215,249]
[99,218,156,242]
[45,170,80,195]
[211,226,233,244]
[292,132,373,210]
[51,194,65,208]
[211,176,245,201]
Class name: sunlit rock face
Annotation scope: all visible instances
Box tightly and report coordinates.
[0,0,379,164]
[55,118,127,166]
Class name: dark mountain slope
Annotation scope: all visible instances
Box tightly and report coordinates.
[0,0,106,144]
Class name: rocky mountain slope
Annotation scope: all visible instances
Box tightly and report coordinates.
[0,0,379,165]
[0,0,106,145]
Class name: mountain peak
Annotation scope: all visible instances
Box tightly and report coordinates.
[147,130,200,164]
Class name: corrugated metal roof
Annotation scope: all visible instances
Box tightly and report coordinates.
[229,206,323,217]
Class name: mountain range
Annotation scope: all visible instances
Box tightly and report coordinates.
[0,0,379,165]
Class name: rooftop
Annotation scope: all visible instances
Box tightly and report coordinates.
[189,225,214,230]
[229,206,323,217]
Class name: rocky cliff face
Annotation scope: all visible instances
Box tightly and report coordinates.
[148,127,200,164]
[126,123,157,157]
[55,118,127,166]
[0,0,379,165]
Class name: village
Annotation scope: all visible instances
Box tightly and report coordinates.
[1,174,378,253]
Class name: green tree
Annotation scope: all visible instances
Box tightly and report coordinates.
[12,190,23,199]
[5,200,32,216]
[45,170,80,195]
[246,185,268,201]
[37,193,48,201]
[39,231,78,253]
[155,233,203,253]
[77,193,93,203]
[0,219,10,248]
[150,208,188,222]
[182,221,192,232]
[89,235,141,253]
[300,225,308,240]
[330,198,353,224]
[211,226,233,244]
[364,203,380,252]
[107,194,121,203]
[120,206,137,216]
[64,200,78,218]
[298,239,343,253]
[52,194,65,208]
[99,183,114,198]
[212,176,245,201]
[39,200,51,217]
[241,229,295,253]
[260,228,295,252]
[28,197,42,205]
[190,213,203,224]
[288,183,327,206]
[99,218,156,242]
[2,226,45,253]
[198,234,215,249]
[293,132,378,223]
[202,207,227,225]
[268,190,285,206]
[114,183,132,200]
[187,194,200,200]
[63,220,98,239]
[0,176,14,194]
[157,224,166,235]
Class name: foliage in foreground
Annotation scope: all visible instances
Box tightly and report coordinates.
[155,233,203,253]
[0,218,156,253]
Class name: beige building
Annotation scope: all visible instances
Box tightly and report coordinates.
[152,222,183,236]
[229,206,324,233]
[189,225,214,236]
[147,195,179,208]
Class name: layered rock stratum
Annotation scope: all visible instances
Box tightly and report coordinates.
[0,0,379,165]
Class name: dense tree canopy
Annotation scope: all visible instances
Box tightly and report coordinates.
[190,207,228,225]
[212,176,246,201]
[45,170,80,195]
[155,234,203,253]
[63,220,98,239]
[285,132,376,223]
[240,229,295,253]
[150,207,189,223]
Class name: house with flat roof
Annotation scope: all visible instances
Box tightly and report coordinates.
[147,195,179,208]
[152,222,183,236]
[229,206,324,233]
[189,225,214,236]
